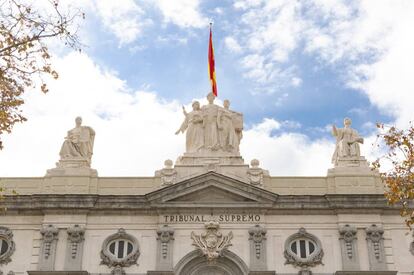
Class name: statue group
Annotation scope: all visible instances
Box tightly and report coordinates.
[56,104,365,171]
[175,93,243,155]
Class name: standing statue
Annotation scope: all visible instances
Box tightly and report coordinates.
[218,100,241,153]
[59,116,95,163]
[176,93,244,155]
[201,92,221,151]
[331,117,363,165]
[175,101,204,153]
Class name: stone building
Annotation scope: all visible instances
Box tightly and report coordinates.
[0,101,413,275]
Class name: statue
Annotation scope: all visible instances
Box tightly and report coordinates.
[175,101,204,153]
[201,92,221,151]
[331,117,363,166]
[59,117,95,163]
[218,99,241,153]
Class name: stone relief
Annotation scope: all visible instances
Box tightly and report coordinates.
[247,159,268,187]
[176,93,243,155]
[156,159,177,186]
[365,224,384,259]
[59,116,95,166]
[191,221,233,261]
[40,225,59,260]
[100,228,140,274]
[248,224,267,260]
[284,228,324,269]
[0,227,15,265]
[156,225,174,259]
[410,230,414,256]
[67,225,85,259]
[339,224,357,259]
[331,117,364,166]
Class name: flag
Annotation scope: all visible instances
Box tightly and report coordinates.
[208,24,217,96]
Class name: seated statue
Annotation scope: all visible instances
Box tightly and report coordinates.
[59,116,95,163]
[331,117,363,166]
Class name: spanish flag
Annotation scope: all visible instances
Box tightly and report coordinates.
[208,24,218,96]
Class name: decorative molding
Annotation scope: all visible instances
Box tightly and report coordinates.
[365,224,387,271]
[39,225,59,271]
[65,225,85,271]
[284,228,324,269]
[155,225,174,271]
[248,225,267,271]
[0,226,15,265]
[174,249,249,275]
[100,228,140,274]
[156,160,177,186]
[339,224,359,270]
[410,230,414,256]
[247,159,269,187]
[191,221,233,261]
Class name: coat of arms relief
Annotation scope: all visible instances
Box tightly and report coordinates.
[191,221,233,261]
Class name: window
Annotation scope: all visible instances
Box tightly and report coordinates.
[0,227,15,265]
[100,228,140,269]
[290,238,316,259]
[108,239,134,259]
[284,228,323,268]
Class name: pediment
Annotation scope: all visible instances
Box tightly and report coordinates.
[146,172,277,206]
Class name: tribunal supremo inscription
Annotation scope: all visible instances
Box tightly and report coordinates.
[163,214,261,223]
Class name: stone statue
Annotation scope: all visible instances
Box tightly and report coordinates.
[59,117,95,163]
[201,92,221,151]
[331,117,363,165]
[218,100,241,153]
[175,101,204,153]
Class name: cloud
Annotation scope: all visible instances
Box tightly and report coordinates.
[242,119,334,176]
[224,36,242,53]
[0,52,184,176]
[94,0,152,45]
[0,51,338,177]
[230,0,414,127]
[155,0,208,28]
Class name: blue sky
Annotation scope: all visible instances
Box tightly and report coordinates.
[84,0,391,136]
[0,0,413,176]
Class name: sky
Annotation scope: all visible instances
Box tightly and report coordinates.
[0,0,413,177]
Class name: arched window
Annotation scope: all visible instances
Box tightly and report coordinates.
[108,239,134,259]
[284,228,323,268]
[100,228,140,270]
[0,227,15,265]
[290,238,317,259]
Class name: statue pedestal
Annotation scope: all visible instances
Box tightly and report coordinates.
[46,158,98,177]
[328,156,373,175]
[174,153,249,182]
[327,157,383,194]
[43,158,98,194]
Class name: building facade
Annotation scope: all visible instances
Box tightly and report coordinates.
[1,103,414,275]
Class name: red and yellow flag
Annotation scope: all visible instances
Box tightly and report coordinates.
[208,24,217,96]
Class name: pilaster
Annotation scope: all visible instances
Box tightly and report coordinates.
[339,224,359,270]
[155,225,175,271]
[248,224,267,271]
[64,225,85,271]
[365,224,387,271]
[38,225,59,271]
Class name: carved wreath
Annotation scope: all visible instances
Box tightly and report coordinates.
[284,228,324,268]
[0,226,16,265]
[100,228,140,268]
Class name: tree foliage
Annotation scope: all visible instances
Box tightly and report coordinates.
[0,0,83,149]
[372,122,414,228]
